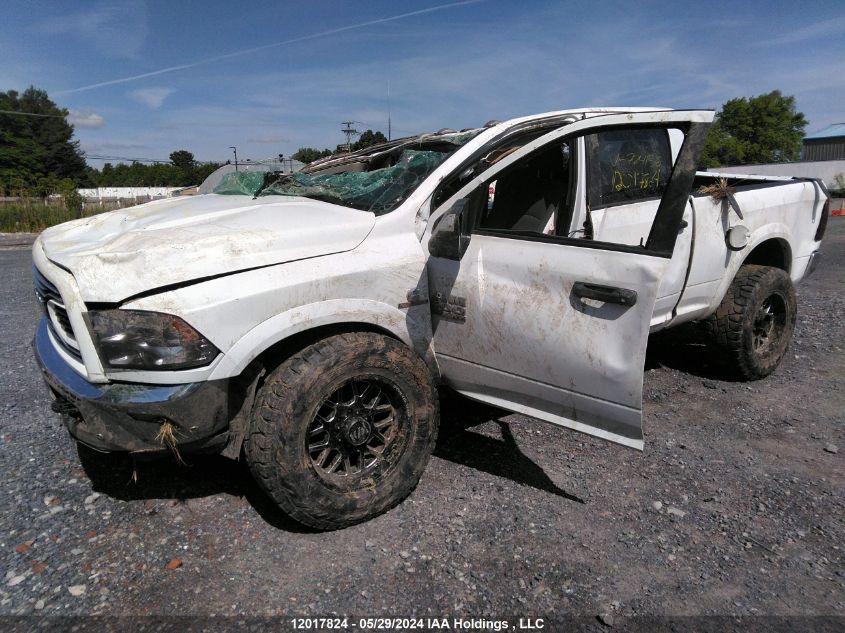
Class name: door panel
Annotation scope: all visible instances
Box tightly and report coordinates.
[428,234,668,449]
[424,110,713,449]
[592,197,694,328]
[590,200,694,329]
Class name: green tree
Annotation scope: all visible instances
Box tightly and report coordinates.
[699,90,807,168]
[351,129,388,151]
[85,154,220,187]
[169,150,195,170]
[58,178,83,216]
[0,86,87,194]
[169,149,196,184]
[291,147,333,164]
[96,163,115,186]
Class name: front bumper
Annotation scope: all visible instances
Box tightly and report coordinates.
[33,318,231,453]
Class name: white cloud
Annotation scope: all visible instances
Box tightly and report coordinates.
[129,87,175,109]
[62,3,845,167]
[758,16,845,46]
[34,0,148,59]
[68,110,106,128]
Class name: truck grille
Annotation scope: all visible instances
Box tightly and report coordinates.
[33,265,83,362]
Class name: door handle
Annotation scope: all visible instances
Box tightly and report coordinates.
[572,282,638,307]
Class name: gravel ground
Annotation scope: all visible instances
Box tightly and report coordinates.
[1,221,842,629]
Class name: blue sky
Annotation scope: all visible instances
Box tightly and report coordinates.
[3,0,844,167]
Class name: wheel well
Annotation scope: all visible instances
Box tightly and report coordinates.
[742,238,791,273]
[252,322,403,375]
[220,323,406,461]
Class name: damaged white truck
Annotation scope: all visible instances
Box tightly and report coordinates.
[33,109,828,529]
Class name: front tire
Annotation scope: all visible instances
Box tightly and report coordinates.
[244,332,438,530]
[705,265,797,380]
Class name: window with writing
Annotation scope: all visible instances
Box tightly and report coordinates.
[585,128,672,209]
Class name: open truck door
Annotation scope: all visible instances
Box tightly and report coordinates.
[425,110,713,449]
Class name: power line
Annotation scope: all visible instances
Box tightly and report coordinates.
[340,121,360,153]
[85,154,230,165]
[0,109,67,118]
[85,154,171,164]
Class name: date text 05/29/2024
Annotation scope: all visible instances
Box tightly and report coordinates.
[290,617,545,630]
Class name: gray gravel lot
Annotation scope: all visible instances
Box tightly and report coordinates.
[1,221,843,625]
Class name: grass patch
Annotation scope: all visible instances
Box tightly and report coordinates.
[697,177,735,200]
[155,421,185,465]
[0,199,120,233]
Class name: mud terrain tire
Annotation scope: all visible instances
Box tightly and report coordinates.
[244,332,438,530]
[705,265,796,380]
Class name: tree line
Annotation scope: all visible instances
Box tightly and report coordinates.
[290,94,808,170]
[0,87,219,196]
[0,85,812,198]
[1,87,87,197]
[87,151,220,188]
[291,129,389,164]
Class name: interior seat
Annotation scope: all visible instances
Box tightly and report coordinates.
[483,145,568,233]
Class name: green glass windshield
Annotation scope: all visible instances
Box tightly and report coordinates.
[211,170,266,196]
[257,150,449,214]
[212,129,483,214]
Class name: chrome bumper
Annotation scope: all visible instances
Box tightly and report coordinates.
[33,318,231,453]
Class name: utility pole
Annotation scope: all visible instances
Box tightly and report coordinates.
[340,121,359,153]
[229,146,238,171]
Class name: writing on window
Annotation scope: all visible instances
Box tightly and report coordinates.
[586,128,672,209]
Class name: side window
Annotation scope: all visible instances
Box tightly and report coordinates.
[585,128,672,209]
[432,129,548,209]
[477,141,572,235]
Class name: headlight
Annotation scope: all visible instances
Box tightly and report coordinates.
[87,310,219,370]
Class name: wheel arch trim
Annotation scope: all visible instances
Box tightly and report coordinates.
[208,299,438,381]
[738,233,793,273]
[703,227,794,317]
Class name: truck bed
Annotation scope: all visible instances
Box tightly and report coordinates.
[660,172,826,329]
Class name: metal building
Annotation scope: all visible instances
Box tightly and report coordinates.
[802,123,845,161]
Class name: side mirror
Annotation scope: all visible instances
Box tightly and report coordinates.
[428,198,471,260]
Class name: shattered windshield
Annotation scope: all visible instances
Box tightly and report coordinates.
[212,130,482,215]
[259,149,449,214]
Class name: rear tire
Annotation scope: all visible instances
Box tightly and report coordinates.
[704,265,796,380]
[244,332,438,530]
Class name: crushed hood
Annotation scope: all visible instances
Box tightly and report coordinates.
[39,194,375,303]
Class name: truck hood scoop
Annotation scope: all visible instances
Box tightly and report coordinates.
[39,194,375,303]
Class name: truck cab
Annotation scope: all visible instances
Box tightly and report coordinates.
[33,108,826,529]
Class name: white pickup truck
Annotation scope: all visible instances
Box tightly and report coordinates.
[32,108,828,529]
